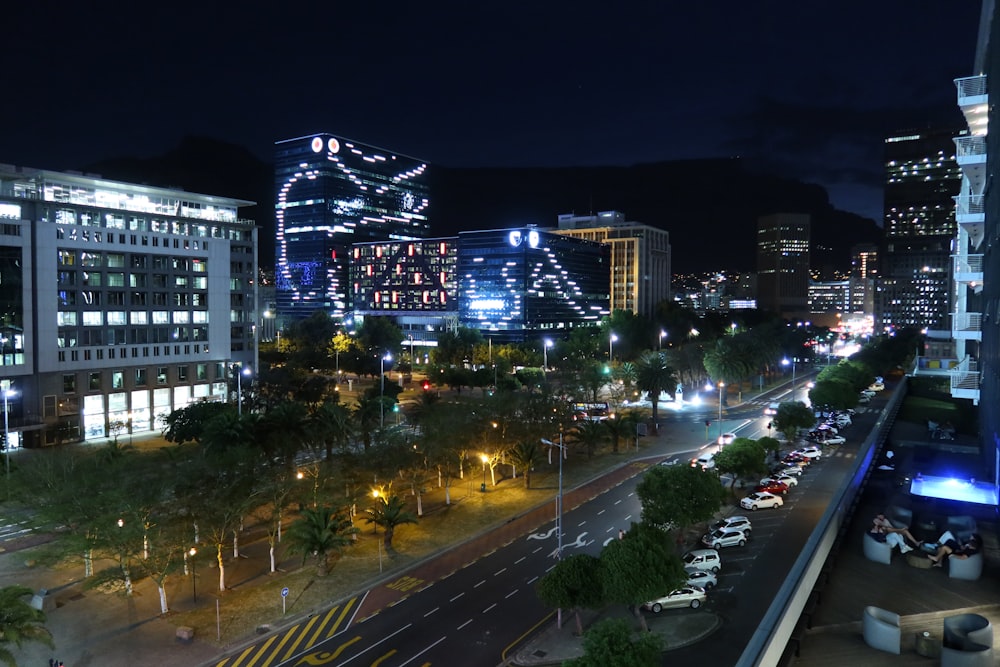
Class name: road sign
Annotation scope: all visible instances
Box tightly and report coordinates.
[281,587,289,597]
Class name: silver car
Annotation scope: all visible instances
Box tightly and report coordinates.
[643,586,707,612]
[702,527,749,549]
[685,569,717,590]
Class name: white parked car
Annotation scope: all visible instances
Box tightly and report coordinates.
[644,586,707,612]
[793,446,822,459]
[869,382,885,391]
[685,569,717,590]
[702,527,749,549]
[857,394,872,405]
[771,463,804,476]
[740,491,784,511]
[682,548,722,573]
[761,474,798,488]
[817,434,846,446]
[712,515,752,534]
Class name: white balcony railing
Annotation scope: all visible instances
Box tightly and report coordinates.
[953,253,984,275]
[954,194,985,217]
[955,75,988,100]
[955,135,987,160]
[952,311,982,332]
[951,370,980,391]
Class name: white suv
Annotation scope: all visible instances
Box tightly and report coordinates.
[682,548,722,573]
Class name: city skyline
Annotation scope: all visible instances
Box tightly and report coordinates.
[0,1,984,224]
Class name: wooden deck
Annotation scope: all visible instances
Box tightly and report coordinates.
[790,419,1000,666]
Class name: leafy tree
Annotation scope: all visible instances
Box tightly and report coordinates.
[161,401,232,445]
[283,310,338,370]
[599,523,685,632]
[808,379,859,410]
[536,553,604,636]
[432,327,484,366]
[635,465,726,540]
[603,412,639,454]
[309,400,356,461]
[569,420,607,460]
[364,493,418,550]
[563,618,662,667]
[757,436,782,466]
[773,401,815,442]
[0,584,54,662]
[507,440,542,488]
[713,438,768,492]
[284,506,357,576]
[577,361,611,402]
[634,351,676,434]
[817,359,873,392]
[356,316,404,360]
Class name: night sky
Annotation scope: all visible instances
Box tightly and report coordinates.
[2,1,984,222]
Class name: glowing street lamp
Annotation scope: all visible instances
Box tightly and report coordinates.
[543,338,553,372]
[658,329,666,350]
[3,388,15,488]
[480,454,489,492]
[609,333,618,361]
[717,382,725,443]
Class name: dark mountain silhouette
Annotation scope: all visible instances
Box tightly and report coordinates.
[82,136,882,275]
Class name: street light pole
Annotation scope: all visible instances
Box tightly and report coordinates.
[609,333,617,361]
[782,357,796,395]
[380,353,392,428]
[659,329,666,350]
[480,454,488,492]
[543,338,552,373]
[718,382,724,444]
[189,547,197,602]
[237,365,252,417]
[2,389,11,488]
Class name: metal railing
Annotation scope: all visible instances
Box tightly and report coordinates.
[955,135,987,159]
[954,194,985,217]
[951,371,981,391]
[953,253,984,275]
[952,311,983,332]
[955,74,988,99]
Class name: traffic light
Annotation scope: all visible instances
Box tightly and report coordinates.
[422,380,431,391]
[705,420,711,428]
[767,422,773,430]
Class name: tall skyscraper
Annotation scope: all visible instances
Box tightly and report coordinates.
[849,243,879,315]
[756,213,810,319]
[0,164,256,446]
[552,211,671,317]
[274,134,430,323]
[877,129,962,334]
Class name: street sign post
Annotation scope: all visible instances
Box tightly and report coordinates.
[281,587,289,614]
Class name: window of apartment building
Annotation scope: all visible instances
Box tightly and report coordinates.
[135,368,147,386]
[82,312,102,326]
[157,367,168,384]
[63,374,76,394]
[177,365,188,382]
[88,372,101,391]
[107,291,125,306]
[112,371,124,389]
[129,273,147,288]
[107,253,125,268]
[152,274,167,288]
[196,363,207,381]
[81,271,102,286]
[107,272,125,287]
[58,250,76,265]
[131,255,147,269]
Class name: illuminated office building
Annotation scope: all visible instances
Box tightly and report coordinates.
[274,133,430,323]
[0,164,256,445]
[877,129,962,333]
[350,237,458,347]
[552,211,671,317]
[457,228,610,341]
[756,213,811,318]
[848,243,878,315]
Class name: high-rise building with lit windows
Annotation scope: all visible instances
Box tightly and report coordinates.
[756,213,811,318]
[274,134,430,323]
[849,243,878,315]
[0,164,256,446]
[457,228,610,342]
[877,129,962,334]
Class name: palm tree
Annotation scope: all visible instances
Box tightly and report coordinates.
[569,420,607,459]
[603,412,639,454]
[635,351,677,434]
[507,441,542,488]
[364,494,418,550]
[284,506,357,576]
[0,584,54,662]
[309,400,355,461]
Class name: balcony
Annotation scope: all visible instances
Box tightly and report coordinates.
[952,311,982,341]
[954,193,985,224]
[953,253,984,283]
[950,357,981,404]
[955,75,988,131]
[954,134,987,166]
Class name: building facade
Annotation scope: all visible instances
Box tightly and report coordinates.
[877,129,963,334]
[274,134,430,323]
[456,228,610,342]
[0,164,257,445]
[552,211,671,317]
[756,213,811,318]
[848,243,879,316]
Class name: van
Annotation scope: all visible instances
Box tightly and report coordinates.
[682,548,722,573]
[691,452,716,470]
